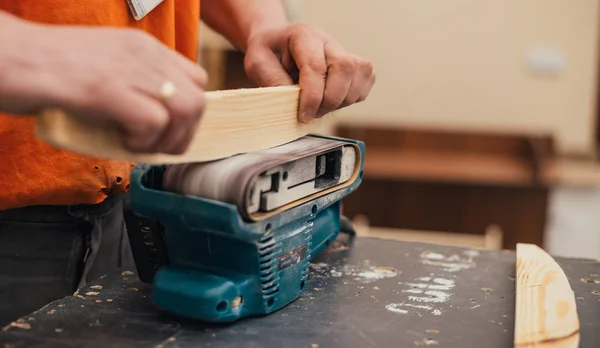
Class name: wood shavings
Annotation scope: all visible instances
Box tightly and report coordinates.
[592,291,600,296]
[90,285,103,290]
[425,329,440,334]
[480,288,492,292]
[122,271,134,276]
[85,292,99,296]
[96,300,103,303]
[328,240,350,252]
[581,278,600,284]
[8,321,31,330]
[414,338,439,346]
[126,287,139,292]
[47,310,56,315]
[55,328,63,333]
[106,299,113,302]
[373,267,396,275]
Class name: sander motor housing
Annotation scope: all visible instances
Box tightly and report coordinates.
[124,135,365,323]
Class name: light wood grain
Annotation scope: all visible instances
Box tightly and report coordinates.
[515,243,580,348]
[35,85,323,164]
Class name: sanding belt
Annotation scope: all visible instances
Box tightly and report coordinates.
[162,136,356,222]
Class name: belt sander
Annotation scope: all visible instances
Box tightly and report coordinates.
[123,134,365,323]
[33,86,365,323]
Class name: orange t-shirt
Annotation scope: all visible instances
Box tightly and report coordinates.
[0,0,200,210]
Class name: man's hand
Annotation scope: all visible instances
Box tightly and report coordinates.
[243,23,376,123]
[0,12,207,155]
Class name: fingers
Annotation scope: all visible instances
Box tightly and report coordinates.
[97,87,169,153]
[339,56,376,109]
[320,43,376,115]
[168,49,209,88]
[287,28,328,123]
[150,76,206,155]
[317,42,354,117]
[127,50,207,155]
[285,25,375,123]
[116,70,205,154]
[244,45,294,87]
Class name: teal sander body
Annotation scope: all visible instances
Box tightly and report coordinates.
[124,134,365,323]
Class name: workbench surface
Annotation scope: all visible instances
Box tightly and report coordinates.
[1,237,599,347]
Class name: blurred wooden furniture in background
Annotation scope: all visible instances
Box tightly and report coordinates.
[337,125,554,250]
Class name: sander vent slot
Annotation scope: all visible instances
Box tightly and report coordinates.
[259,260,274,269]
[262,285,279,296]
[261,273,276,284]
[258,235,281,301]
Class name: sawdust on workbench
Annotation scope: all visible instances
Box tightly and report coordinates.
[5,319,31,330]
[414,338,439,346]
[581,278,600,284]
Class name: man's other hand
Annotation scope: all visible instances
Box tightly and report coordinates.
[243,23,376,123]
[0,16,208,155]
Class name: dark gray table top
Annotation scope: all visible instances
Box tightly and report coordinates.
[1,237,599,348]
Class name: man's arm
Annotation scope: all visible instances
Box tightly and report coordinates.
[200,0,288,52]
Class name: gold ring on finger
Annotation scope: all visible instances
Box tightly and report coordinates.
[160,81,176,102]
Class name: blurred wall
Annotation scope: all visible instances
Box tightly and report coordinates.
[301,0,600,156]
[199,1,600,156]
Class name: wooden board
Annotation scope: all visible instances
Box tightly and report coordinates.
[515,243,580,347]
[35,85,323,164]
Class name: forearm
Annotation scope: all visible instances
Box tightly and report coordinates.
[200,0,288,51]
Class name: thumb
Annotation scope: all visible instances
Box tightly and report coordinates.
[244,46,294,87]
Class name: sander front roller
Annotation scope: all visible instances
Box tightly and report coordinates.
[124,134,365,323]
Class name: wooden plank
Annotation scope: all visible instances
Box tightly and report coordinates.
[515,243,580,347]
[35,85,323,164]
